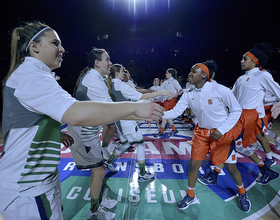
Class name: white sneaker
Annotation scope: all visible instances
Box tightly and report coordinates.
[88,206,115,220]
[138,171,155,182]
[104,161,118,172]
[100,197,118,209]
[275,139,280,150]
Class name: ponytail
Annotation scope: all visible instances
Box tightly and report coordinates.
[2,21,51,94]
[107,74,115,101]
[73,67,90,97]
[109,64,123,101]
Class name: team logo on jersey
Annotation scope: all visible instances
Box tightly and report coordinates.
[236,141,242,146]
[268,120,273,129]
[208,99,213,105]
[246,77,250,81]
[261,119,269,135]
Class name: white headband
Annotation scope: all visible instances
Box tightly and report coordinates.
[25,27,51,53]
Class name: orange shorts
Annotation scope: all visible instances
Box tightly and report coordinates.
[255,118,268,135]
[263,105,274,129]
[235,109,258,148]
[163,98,177,111]
[191,122,242,165]
[191,109,258,165]
[154,102,164,107]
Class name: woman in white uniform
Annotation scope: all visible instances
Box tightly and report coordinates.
[107,64,174,182]
[154,68,183,138]
[231,43,280,173]
[199,43,280,187]
[0,21,164,220]
[67,47,120,220]
[161,60,251,213]
[150,78,164,105]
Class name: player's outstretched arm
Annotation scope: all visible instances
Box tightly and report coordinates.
[62,100,164,126]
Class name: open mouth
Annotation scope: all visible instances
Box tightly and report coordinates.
[57,54,64,61]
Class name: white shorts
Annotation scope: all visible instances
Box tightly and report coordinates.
[116,120,138,135]
[67,125,103,169]
[70,136,104,169]
[0,183,63,220]
[117,126,144,145]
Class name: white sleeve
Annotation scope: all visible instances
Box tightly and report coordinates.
[83,74,112,102]
[163,92,189,119]
[231,75,242,96]
[117,81,142,101]
[173,80,182,92]
[161,81,167,90]
[15,73,76,123]
[260,71,280,101]
[216,86,242,135]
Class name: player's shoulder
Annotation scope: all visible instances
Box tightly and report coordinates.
[209,82,232,95]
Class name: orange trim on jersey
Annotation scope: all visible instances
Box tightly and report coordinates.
[196,63,210,81]
[245,52,262,70]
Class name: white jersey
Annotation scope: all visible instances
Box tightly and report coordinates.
[232,68,280,118]
[161,77,182,101]
[67,69,113,148]
[0,57,76,210]
[126,79,137,90]
[75,69,112,102]
[264,90,278,106]
[184,82,195,93]
[111,78,142,134]
[150,85,163,102]
[163,81,242,135]
[112,78,142,102]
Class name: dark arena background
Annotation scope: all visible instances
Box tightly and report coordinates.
[0,0,280,219]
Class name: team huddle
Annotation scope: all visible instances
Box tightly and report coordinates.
[1,21,280,220]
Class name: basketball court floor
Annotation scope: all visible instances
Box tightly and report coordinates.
[59,118,280,220]
[1,118,280,219]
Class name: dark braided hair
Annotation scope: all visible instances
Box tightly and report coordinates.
[248,42,273,68]
[202,59,217,80]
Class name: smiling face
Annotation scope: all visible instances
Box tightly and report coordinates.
[30,30,65,70]
[241,54,256,71]
[95,51,112,76]
[188,65,207,88]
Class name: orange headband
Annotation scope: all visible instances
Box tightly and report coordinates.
[245,52,262,70]
[196,63,210,81]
